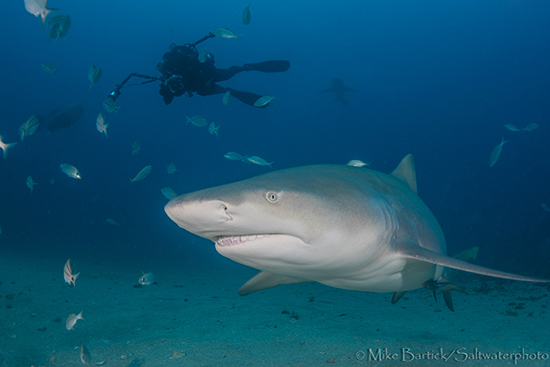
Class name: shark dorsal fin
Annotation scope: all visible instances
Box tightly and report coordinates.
[391,154,417,194]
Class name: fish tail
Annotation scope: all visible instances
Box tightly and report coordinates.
[2,142,17,160]
[41,9,52,27]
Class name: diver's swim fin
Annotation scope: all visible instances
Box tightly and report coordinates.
[243,60,290,73]
[225,88,268,109]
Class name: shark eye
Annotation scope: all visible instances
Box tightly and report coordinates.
[266,191,278,203]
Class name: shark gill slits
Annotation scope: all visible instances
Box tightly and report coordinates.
[266,191,278,203]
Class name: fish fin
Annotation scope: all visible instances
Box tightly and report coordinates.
[238,271,312,296]
[41,8,57,28]
[1,141,17,160]
[344,87,358,92]
[391,291,407,304]
[423,277,466,311]
[443,245,482,281]
[321,88,334,94]
[443,290,454,312]
[397,240,549,283]
[390,154,417,194]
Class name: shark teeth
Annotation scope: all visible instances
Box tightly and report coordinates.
[216,234,268,247]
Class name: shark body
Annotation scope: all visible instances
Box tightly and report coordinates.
[165,155,548,307]
[321,78,357,105]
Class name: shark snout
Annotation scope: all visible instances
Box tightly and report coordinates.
[165,197,233,237]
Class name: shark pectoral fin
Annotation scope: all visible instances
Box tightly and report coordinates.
[443,245,482,281]
[321,88,334,94]
[238,271,312,296]
[398,242,550,283]
[345,87,358,93]
[391,291,407,304]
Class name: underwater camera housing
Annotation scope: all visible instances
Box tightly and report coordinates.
[166,75,185,94]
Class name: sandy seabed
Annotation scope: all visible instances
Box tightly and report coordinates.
[0,249,548,367]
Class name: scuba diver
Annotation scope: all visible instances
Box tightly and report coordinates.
[107,33,290,109]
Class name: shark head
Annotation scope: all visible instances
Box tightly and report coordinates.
[165,165,391,281]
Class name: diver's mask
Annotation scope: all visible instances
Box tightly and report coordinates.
[166,75,185,94]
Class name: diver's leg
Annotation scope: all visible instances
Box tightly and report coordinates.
[242,60,290,73]
[213,67,245,82]
[213,60,290,82]
[225,88,268,109]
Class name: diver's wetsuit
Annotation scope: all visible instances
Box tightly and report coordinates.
[157,44,290,107]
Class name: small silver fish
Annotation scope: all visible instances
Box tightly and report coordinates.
[132,140,141,156]
[541,203,550,213]
[64,259,80,286]
[198,50,210,63]
[166,163,177,174]
[242,3,251,25]
[19,115,40,141]
[130,165,152,183]
[26,175,38,193]
[253,95,276,107]
[103,97,120,114]
[88,64,102,90]
[65,311,84,330]
[504,124,522,132]
[106,218,120,226]
[139,272,155,285]
[209,27,242,41]
[346,159,371,168]
[186,115,208,127]
[96,113,108,138]
[41,62,56,74]
[244,155,273,168]
[161,187,177,200]
[48,14,71,45]
[24,0,55,25]
[80,344,91,365]
[222,91,231,105]
[224,152,247,161]
[208,122,220,138]
[489,137,508,168]
[523,123,539,132]
[0,135,17,160]
[60,163,81,179]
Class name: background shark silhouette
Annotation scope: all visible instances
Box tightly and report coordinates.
[36,103,84,132]
[322,78,357,105]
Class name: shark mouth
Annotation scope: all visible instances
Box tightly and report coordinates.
[215,234,272,247]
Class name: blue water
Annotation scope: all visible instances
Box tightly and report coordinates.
[1,0,549,280]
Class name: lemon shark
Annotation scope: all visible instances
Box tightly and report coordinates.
[322,78,357,105]
[165,155,549,310]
